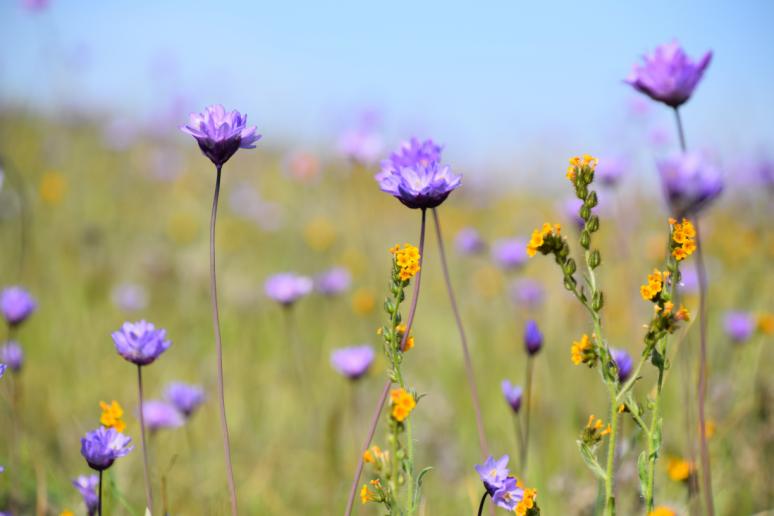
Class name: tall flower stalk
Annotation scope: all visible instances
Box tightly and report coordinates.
[181,105,261,515]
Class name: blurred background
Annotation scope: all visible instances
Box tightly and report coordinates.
[0,0,772,515]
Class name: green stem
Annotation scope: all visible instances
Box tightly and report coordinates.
[645,353,665,512]
[406,418,415,514]
[603,383,618,516]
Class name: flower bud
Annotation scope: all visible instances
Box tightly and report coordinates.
[586,191,598,208]
[589,249,601,269]
[524,320,543,355]
[580,230,591,249]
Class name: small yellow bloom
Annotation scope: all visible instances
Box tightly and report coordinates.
[60,511,75,516]
[673,247,688,261]
[758,313,774,334]
[703,420,716,439]
[390,388,416,422]
[515,485,537,516]
[99,400,126,433]
[667,457,694,482]
[681,239,696,255]
[304,216,337,251]
[360,484,375,504]
[352,288,375,316]
[571,334,592,365]
[649,507,676,516]
[675,305,690,321]
[40,171,68,205]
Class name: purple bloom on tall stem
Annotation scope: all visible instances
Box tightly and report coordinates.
[474,455,511,495]
[501,380,523,413]
[180,105,261,167]
[73,475,99,516]
[455,227,486,255]
[165,382,206,418]
[375,138,461,209]
[596,156,627,187]
[524,320,543,356]
[657,152,723,216]
[141,401,185,431]
[330,345,375,380]
[1,286,36,327]
[265,273,313,306]
[492,477,525,512]
[337,112,383,165]
[111,283,149,312]
[610,348,634,382]
[111,320,171,366]
[723,311,756,343]
[625,41,712,108]
[314,267,352,296]
[491,238,528,270]
[508,279,544,309]
[0,342,23,372]
[80,427,133,471]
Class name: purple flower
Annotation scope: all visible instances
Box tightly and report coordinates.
[80,427,133,471]
[723,311,756,343]
[330,345,375,380]
[0,363,6,379]
[474,455,510,495]
[264,273,313,306]
[0,342,23,372]
[164,382,206,418]
[314,267,352,296]
[679,264,700,294]
[492,477,525,512]
[455,227,486,255]
[1,286,37,327]
[625,41,712,108]
[501,380,523,413]
[610,348,633,382]
[72,475,99,516]
[111,320,171,366]
[142,400,185,431]
[508,279,544,309]
[524,320,543,356]
[596,156,627,187]
[657,152,723,216]
[337,111,383,165]
[111,283,148,312]
[375,138,461,209]
[180,105,262,167]
[491,238,527,270]
[561,197,586,229]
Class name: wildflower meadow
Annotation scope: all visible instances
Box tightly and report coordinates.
[0,2,772,515]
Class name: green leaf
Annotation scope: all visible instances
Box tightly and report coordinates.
[650,418,663,459]
[413,467,433,507]
[576,440,607,480]
[637,450,649,497]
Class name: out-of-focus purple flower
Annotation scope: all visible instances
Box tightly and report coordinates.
[338,112,384,165]
[111,283,148,312]
[610,348,633,382]
[330,345,375,380]
[455,227,486,255]
[0,363,6,379]
[723,311,756,343]
[72,475,99,516]
[164,382,205,418]
[264,273,313,306]
[474,455,510,495]
[596,157,627,187]
[524,320,543,356]
[492,476,525,512]
[625,41,712,108]
[0,342,23,372]
[491,238,527,270]
[1,286,37,327]
[501,380,523,413]
[80,427,133,471]
[561,197,586,229]
[22,0,49,12]
[180,105,261,167]
[102,118,138,151]
[314,267,352,296]
[229,182,284,232]
[508,279,545,309]
[679,264,700,294]
[376,138,461,209]
[111,320,171,366]
[141,400,185,431]
[657,152,723,216]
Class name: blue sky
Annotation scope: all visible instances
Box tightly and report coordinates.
[2,0,774,169]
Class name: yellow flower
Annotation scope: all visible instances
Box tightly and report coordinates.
[649,507,676,516]
[360,485,375,504]
[60,511,75,516]
[667,457,694,482]
[703,420,716,439]
[515,485,537,516]
[681,239,696,255]
[40,171,68,205]
[571,334,591,365]
[393,243,421,281]
[390,388,416,422]
[304,217,336,252]
[351,288,375,316]
[681,218,696,238]
[672,247,688,261]
[99,400,126,432]
[675,305,690,321]
[758,313,774,334]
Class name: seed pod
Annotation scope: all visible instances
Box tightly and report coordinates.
[592,291,604,311]
[586,191,598,208]
[580,230,591,249]
[580,204,591,221]
[587,215,600,232]
[589,249,601,269]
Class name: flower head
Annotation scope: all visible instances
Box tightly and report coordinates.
[391,243,421,282]
[581,415,612,446]
[0,342,23,372]
[111,320,171,366]
[649,507,677,516]
[508,279,545,309]
[0,363,6,379]
[571,334,596,366]
[99,400,126,432]
[264,273,313,306]
[72,475,99,516]
[524,320,543,356]
[80,427,133,471]
[667,457,695,482]
[314,267,352,296]
[330,345,375,380]
[164,382,206,418]
[492,476,524,512]
[180,104,261,167]
[455,227,486,255]
[610,348,633,382]
[474,455,510,495]
[625,41,712,108]
[492,238,528,270]
[723,311,756,343]
[376,138,461,209]
[658,152,723,216]
[526,223,562,258]
[1,286,36,327]
[142,400,185,431]
[389,387,416,422]
[595,156,627,187]
[501,380,523,413]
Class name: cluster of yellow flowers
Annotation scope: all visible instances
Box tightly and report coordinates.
[390,243,421,281]
[515,480,538,516]
[359,478,382,504]
[566,154,599,182]
[390,387,416,422]
[363,445,386,465]
[526,223,561,257]
[586,414,612,437]
[376,323,415,351]
[570,334,592,365]
[667,457,695,482]
[99,400,126,432]
[669,217,697,261]
[640,269,668,301]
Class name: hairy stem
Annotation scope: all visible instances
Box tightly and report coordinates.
[136,365,154,512]
[210,165,239,515]
[645,355,665,512]
[521,357,534,471]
